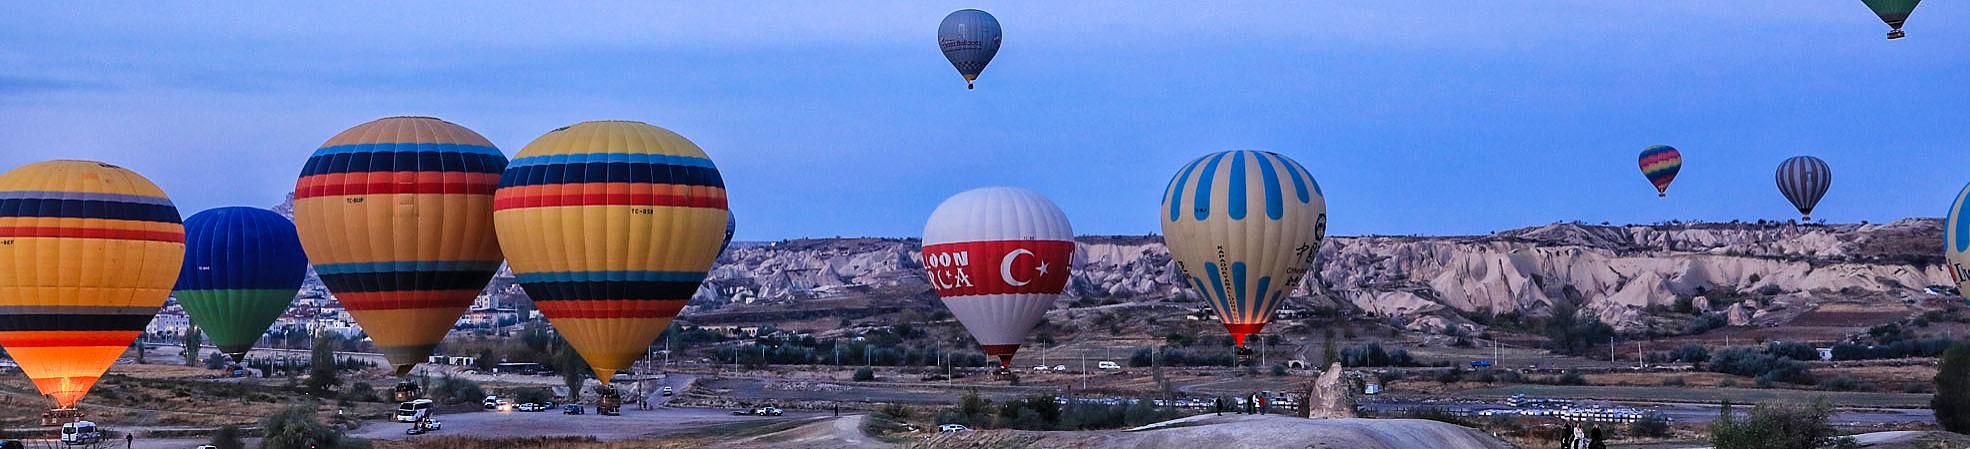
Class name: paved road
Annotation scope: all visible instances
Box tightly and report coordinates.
[347,405,822,441]
[1359,399,1932,426]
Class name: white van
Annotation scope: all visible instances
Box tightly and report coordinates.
[60,421,102,445]
[395,399,434,423]
[1097,361,1122,370]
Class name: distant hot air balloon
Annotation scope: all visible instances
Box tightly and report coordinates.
[1863,0,1922,39]
[1638,145,1682,197]
[939,9,1002,90]
[174,207,308,365]
[923,187,1074,376]
[293,116,507,378]
[1161,150,1327,357]
[722,211,737,254]
[1776,156,1832,221]
[0,160,184,410]
[494,120,728,388]
[1944,182,1970,295]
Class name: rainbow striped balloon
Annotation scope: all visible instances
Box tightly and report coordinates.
[0,160,184,409]
[1638,145,1682,197]
[293,116,507,375]
[494,121,728,384]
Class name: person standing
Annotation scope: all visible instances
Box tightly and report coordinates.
[125,433,133,449]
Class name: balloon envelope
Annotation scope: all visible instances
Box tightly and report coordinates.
[1638,145,1682,197]
[1160,150,1328,346]
[1946,182,1970,294]
[294,116,507,375]
[939,9,1002,88]
[1776,156,1832,220]
[923,187,1074,367]
[175,207,308,362]
[494,120,728,385]
[722,211,737,254]
[0,160,184,408]
[1863,0,1921,37]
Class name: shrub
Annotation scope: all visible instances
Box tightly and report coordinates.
[341,382,378,403]
[1708,399,1836,449]
[878,403,914,420]
[1707,348,1814,385]
[261,406,366,449]
[1818,377,1868,392]
[431,375,485,405]
[1764,342,1818,362]
[853,367,876,382]
[1662,376,1687,386]
[210,425,245,449]
[1340,343,1419,367]
[1687,313,1728,334]
[1669,345,1710,364]
[1935,343,1970,433]
[1630,415,1671,438]
[1557,371,1587,386]
[1270,364,1288,376]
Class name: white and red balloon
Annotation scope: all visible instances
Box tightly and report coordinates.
[923,187,1074,368]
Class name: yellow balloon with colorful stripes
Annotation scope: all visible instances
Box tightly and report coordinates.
[293,116,508,375]
[1160,150,1327,349]
[494,121,728,384]
[0,160,184,409]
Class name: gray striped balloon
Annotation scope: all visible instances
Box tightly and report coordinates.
[938,9,1001,90]
[1775,155,1832,220]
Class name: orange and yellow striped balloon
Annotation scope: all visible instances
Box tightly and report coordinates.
[293,116,507,375]
[0,160,184,408]
[494,121,727,384]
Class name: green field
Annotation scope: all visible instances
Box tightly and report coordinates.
[1455,385,1932,409]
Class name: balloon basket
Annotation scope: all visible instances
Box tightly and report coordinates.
[1888,30,1906,39]
[40,408,85,427]
[597,387,623,416]
[991,368,1017,382]
[393,381,423,402]
[1234,345,1256,363]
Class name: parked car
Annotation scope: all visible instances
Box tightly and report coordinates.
[938,424,970,433]
[1470,360,1493,368]
[1031,365,1049,371]
[562,404,585,415]
[405,419,443,435]
[757,406,783,416]
[193,446,215,449]
[518,403,546,412]
[1097,361,1122,370]
[482,396,500,409]
[731,408,754,416]
[662,386,674,396]
[1052,365,1068,371]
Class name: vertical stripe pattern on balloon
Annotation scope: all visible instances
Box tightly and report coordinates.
[1159,150,1327,346]
[1775,155,1831,220]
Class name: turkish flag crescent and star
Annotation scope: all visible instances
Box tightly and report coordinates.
[922,240,1074,297]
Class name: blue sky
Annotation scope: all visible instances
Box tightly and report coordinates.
[2,2,1966,239]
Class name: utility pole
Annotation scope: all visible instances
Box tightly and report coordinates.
[1636,341,1644,369]
[1609,336,1617,369]
[1493,339,1500,367]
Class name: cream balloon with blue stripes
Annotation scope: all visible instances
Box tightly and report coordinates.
[1160,150,1327,348]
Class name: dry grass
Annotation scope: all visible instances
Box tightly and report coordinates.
[374,436,714,449]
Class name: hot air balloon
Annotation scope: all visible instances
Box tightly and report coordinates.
[1945,183,1970,296]
[494,120,727,408]
[939,9,1002,90]
[1776,156,1832,221]
[923,187,1074,380]
[1863,0,1922,39]
[1161,150,1327,359]
[722,211,737,254]
[293,116,508,389]
[1638,145,1682,197]
[174,207,308,368]
[0,160,184,413]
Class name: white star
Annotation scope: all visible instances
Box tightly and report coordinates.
[1036,261,1049,276]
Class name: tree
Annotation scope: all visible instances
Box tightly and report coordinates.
[853,367,876,381]
[209,425,245,449]
[184,326,204,367]
[305,331,341,395]
[554,346,591,402]
[1934,343,1970,432]
[261,406,365,449]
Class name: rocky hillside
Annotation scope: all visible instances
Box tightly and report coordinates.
[274,194,1953,335]
[695,219,1952,334]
